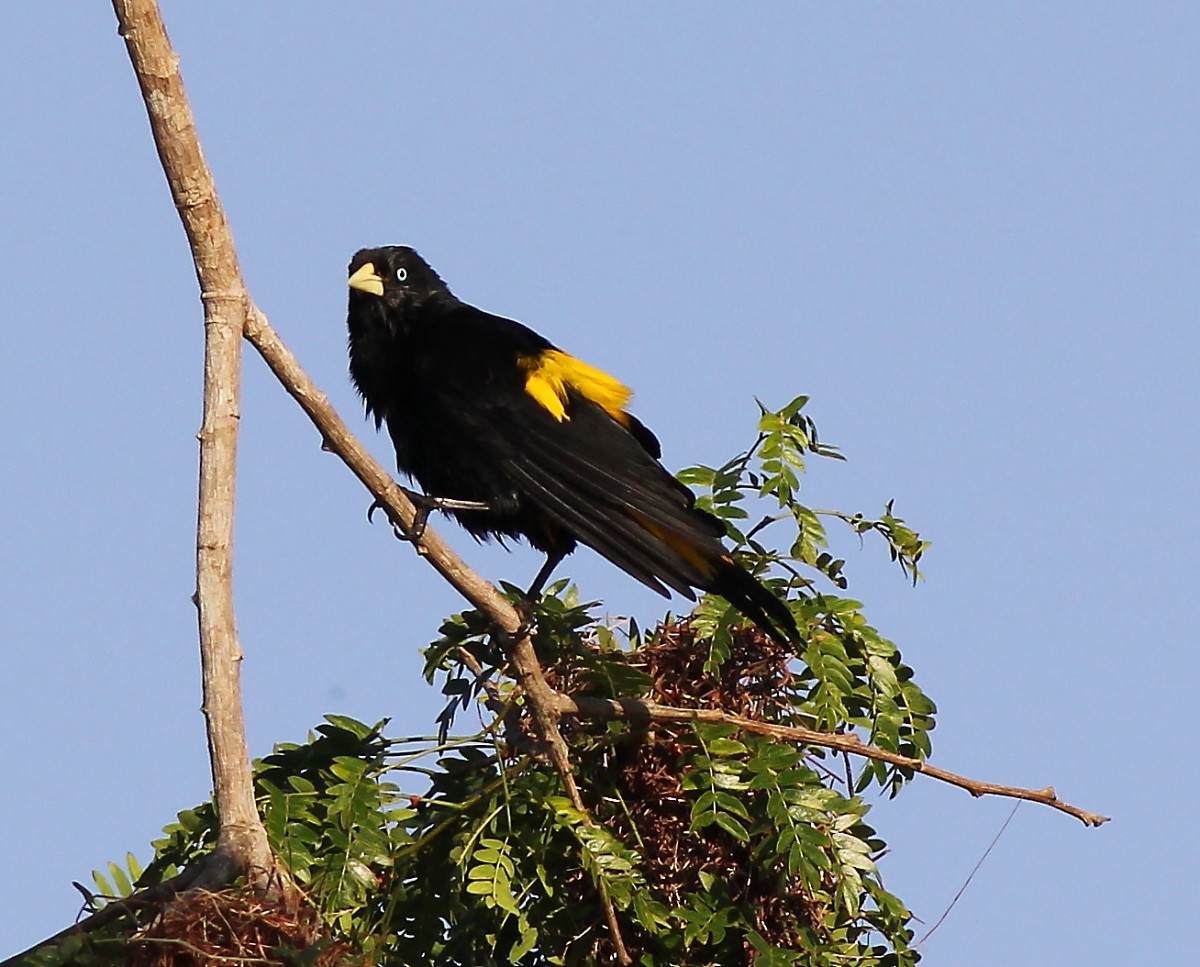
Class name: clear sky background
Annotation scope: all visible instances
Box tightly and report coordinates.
[2,3,1195,963]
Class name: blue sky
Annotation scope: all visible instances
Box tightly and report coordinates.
[2,3,1196,962]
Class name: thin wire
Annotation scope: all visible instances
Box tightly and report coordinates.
[917,801,1022,948]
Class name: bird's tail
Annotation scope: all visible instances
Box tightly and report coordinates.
[708,557,799,647]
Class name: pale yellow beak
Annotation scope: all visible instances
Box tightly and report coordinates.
[348,262,385,296]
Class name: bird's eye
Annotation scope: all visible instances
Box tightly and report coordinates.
[395,267,408,283]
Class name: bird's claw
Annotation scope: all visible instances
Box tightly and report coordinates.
[366,489,491,544]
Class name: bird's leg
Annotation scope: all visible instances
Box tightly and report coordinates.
[367,488,492,543]
[504,551,567,646]
[525,550,567,602]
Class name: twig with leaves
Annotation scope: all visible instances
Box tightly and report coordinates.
[559,695,1108,827]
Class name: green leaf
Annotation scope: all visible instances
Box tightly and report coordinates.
[707,737,749,757]
[125,852,143,885]
[676,465,717,486]
[713,791,751,820]
[509,919,538,961]
[90,870,115,901]
[108,861,133,898]
[713,812,750,841]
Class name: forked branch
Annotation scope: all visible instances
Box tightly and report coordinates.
[109,2,620,953]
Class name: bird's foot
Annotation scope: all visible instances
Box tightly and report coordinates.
[367,489,492,543]
[496,608,537,651]
[512,597,538,640]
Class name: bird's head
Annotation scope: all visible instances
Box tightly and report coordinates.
[347,246,452,316]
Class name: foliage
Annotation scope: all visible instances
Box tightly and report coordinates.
[43,398,934,967]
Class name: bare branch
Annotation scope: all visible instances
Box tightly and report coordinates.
[559,695,1110,827]
[111,0,284,896]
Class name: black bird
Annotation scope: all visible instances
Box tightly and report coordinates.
[346,245,797,644]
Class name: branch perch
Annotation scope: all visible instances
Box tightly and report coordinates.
[242,312,632,962]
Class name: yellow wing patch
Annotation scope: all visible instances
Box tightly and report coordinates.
[521,349,632,425]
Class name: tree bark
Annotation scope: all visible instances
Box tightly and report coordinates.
[112,0,282,894]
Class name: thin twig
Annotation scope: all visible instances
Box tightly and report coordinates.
[454,646,536,756]
[558,696,1109,827]
[917,802,1022,947]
